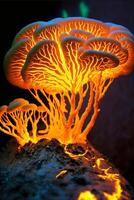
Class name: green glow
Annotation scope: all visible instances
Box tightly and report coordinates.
[62,9,69,18]
[79,1,90,17]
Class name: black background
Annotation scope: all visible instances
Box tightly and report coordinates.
[0,0,134,189]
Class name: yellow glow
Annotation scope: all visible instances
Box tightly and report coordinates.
[77,191,97,200]
[0,99,47,146]
[56,170,68,178]
[95,158,122,200]
[64,145,88,159]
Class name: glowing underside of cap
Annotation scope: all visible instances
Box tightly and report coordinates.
[4,17,134,93]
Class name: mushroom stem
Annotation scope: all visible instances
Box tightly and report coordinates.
[74,81,94,135]
[100,78,114,99]
[29,89,51,115]
[75,73,101,143]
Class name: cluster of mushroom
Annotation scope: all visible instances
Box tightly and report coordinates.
[0,98,47,146]
[1,17,134,146]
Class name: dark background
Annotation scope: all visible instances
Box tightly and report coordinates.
[0,0,134,188]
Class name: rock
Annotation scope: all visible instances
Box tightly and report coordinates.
[0,139,133,200]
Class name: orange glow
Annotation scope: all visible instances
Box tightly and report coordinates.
[77,191,97,200]
[95,158,122,200]
[0,98,47,146]
[56,169,68,178]
[3,17,134,146]
[64,144,88,159]
[77,158,122,200]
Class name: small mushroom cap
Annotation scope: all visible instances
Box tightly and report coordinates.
[4,22,44,89]
[0,105,8,116]
[70,29,94,40]
[79,49,119,70]
[7,98,29,112]
[12,21,45,45]
[22,39,70,92]
[4,39,31,88]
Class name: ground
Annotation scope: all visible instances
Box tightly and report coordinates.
[0,139,133,200]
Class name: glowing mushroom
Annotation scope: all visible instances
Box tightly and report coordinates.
[4,17,134,145]
[0,98,46,146]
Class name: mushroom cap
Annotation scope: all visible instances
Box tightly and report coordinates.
[37,106,46,112]
[4,22,45,89]
[0,105,8,116]
[4,17,134,92]
[21,104,37,112]
[7,98,29,112]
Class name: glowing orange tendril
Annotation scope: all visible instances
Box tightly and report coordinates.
[77,190,97,200]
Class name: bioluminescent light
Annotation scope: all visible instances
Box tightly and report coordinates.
[3,17,134,146]
[0,98,46,146]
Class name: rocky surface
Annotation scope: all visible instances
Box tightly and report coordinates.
[0,139,133,200]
